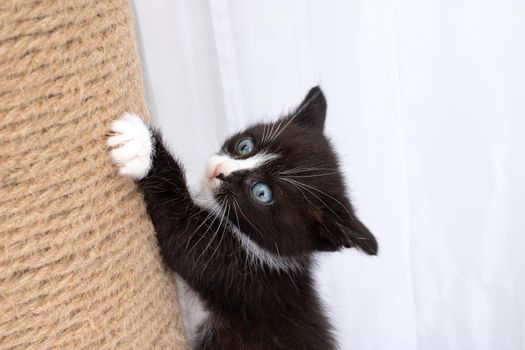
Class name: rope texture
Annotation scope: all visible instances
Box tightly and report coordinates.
[0,1,187,348]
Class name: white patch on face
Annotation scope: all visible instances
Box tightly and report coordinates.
[107,112,153,180]
[203,152,279,193]
[195,152,299,271]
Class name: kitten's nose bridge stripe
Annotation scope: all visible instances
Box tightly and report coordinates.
[207,153,279,178]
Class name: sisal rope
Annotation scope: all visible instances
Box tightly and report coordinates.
[0,0,187,348]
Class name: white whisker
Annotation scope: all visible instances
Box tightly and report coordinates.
[187,199,225,255]
[193,193,302,273]
[233,198,265,239]
[267,90,321,144]
[201,202,231,269]
[286,177,352,216]
[277,166,337,175]
[195,201,228,265]
[265,114,286,145]
[278,171,339,178]
[278,177,342,220]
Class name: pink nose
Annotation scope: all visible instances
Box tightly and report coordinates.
[211,163,227,179]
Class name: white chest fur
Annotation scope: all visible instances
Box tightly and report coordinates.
[175,277,209,347]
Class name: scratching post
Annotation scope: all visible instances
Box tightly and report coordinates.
[0,0,187,348]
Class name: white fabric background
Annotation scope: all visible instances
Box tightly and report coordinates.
[133,1,525,349]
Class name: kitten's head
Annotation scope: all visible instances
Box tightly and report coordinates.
[201,86,377,260]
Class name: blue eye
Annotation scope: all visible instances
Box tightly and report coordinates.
[236,138,255,155]
[250,182,274,204]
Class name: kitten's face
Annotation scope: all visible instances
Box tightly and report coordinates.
[201,87,377,258]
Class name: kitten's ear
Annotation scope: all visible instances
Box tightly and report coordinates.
[293,86,327,132]
[315,207,378,255]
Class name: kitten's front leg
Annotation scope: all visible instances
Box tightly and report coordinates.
[107,113,194,253]
[107,114,245,304]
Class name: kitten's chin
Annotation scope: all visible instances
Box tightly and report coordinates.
[195,177,221,208]
[201,175,221,195]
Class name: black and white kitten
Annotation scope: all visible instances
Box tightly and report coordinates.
[108,87,377,350]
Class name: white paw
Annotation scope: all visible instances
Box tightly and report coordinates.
[107,112,153,180]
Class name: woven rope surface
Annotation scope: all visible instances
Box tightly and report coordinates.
[0,1,187,348]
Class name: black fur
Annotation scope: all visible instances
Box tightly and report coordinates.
[137,86,377,349]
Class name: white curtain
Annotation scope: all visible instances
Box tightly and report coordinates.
[133,1,525,349]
